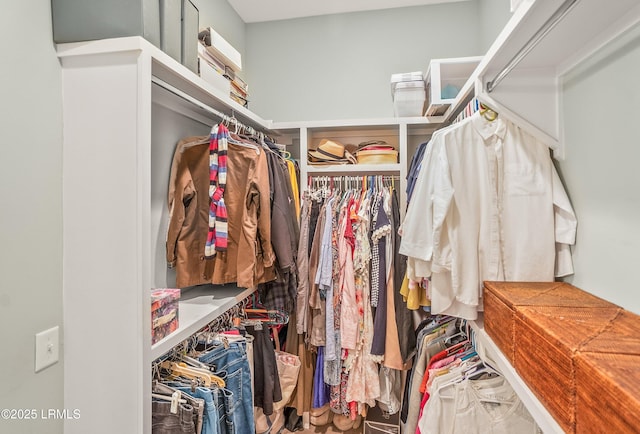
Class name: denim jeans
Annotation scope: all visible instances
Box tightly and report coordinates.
[172,386,221,434]
[152,400,196,434]
[198,338,254,434]
[154,382,204,434]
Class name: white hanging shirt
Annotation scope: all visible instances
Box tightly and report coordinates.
[420,376,539,434]
[400,112,577,319]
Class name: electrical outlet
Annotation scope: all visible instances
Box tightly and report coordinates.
[35,326,59,373]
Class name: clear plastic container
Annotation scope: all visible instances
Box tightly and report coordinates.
[393,81,426,117]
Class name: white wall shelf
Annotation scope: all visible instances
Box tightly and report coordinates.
[424,56,483,117]
[272,116,435,130]
[306,163,402,174]
[470,314,564,434]
[272,118,441,215]
[473,0,640,158]
[58,36,273,133]
[150,286,255,361]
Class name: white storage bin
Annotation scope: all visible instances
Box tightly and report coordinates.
[393,81,426,117]
[390,71,423,94]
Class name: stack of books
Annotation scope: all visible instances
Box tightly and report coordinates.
[197,27,249,108]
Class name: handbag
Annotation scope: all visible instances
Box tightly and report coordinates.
[273,350,301,411]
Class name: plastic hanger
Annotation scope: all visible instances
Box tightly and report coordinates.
[151,393,187,404]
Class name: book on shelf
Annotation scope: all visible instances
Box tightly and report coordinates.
[233,76,248,93]
[198,27,242,72]
[231,80,248,98]
[197,43,226,74]
[230,91,248,108]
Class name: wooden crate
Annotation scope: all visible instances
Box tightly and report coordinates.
[575,352,640,433]
[514,306,622,433]
[483,281,614,364]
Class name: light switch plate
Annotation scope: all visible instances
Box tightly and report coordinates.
[35,326,59,373]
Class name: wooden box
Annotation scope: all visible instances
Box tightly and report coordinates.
[575,352,640,433]
[580,310,640,355]
[483,281,613,364]
[514,306,622,433]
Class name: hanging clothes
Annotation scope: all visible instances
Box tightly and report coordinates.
[153,330,257,434]
[390,189,416,366]
[299,175,409,421]
[166,124,276,288]
[258,149,300,313]
[412,317,540,434]
[307,198,327,348]
[345,189,379,409]
[400,112,577,320]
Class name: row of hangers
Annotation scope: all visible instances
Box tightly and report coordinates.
[307,175,399,198]
[452,98,500,124]
[417,316,503,402]
[218,109,272,144]
[195,110,293,162]
[152,292,289,392]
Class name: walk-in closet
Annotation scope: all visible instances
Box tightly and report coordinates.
[2,1,640,434]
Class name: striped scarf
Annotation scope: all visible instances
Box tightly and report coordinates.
[205,123,229,257]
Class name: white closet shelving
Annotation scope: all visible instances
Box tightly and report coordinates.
[424,56,483,117]
[429,1,640,430]
[272,117,438,213]
[150,285,255,361]
[57,36,438,434]
[473,0,640,158]
[470,315,564,434]
[58,36,273,434]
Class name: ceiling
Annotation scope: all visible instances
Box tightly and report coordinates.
[226,0,470,23]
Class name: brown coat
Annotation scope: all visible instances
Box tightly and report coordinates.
[166,140,275,288]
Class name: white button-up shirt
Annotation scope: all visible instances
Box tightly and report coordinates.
[400,112,577,319]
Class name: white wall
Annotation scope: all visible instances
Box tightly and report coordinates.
[478,0,512,51]
[245,2,483,122]
[0,1,64,433]
[193,0,246,59]
[558,23,640,314]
